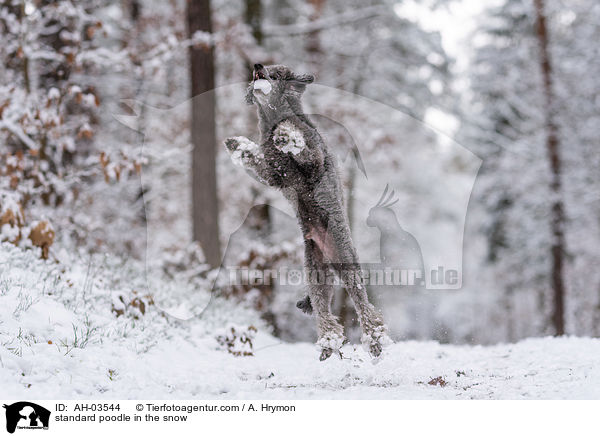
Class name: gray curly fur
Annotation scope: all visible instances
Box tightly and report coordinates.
[224,64,388,359]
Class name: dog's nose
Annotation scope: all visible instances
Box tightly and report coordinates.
[254,63,263,70]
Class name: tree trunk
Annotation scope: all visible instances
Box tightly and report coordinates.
[534,0,566,336]
[187,0,221,267]
[306,0,325,72]
[245,0,263,46]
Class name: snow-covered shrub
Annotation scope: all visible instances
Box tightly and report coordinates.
[0,240,264,364]
[0,192,55,258]
[215,324,257,357]
[0,1,145,258]
[111,291,155,320]
[0,192,24,244]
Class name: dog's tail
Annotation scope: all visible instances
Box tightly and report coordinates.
[296,295,313,314]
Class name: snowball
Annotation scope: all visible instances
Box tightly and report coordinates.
[273,120,305,155]
[253,79,272,95]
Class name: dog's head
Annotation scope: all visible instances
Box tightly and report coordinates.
[245,64,314,107]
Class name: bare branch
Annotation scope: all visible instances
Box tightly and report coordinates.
[263,5,388,37]
[0,119,38,150]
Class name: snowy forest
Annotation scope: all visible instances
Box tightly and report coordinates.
[1,0,599,399]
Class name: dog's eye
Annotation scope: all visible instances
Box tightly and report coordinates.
[269,74,278,80]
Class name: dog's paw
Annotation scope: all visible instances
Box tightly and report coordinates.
[319,348,333,361]
[361,325,392,358]
[224,136,261,167]
[318,347,345,361]
[317,332,346,361]
[369,342,383,358]
[224,137,241,153]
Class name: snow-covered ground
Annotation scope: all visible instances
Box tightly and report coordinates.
[1,243,599,400]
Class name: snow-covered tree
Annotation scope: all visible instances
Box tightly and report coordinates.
[457,0,600,341]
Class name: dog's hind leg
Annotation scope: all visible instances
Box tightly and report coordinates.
[340,263,389,357]
[304,240,345,360]
[331,227,390,357]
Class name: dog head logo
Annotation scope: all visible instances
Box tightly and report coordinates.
[3,402,50,433]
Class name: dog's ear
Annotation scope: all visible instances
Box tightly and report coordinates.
[288,73,314,94]
[294,73,314,84]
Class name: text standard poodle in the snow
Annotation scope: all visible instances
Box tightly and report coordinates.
[224,64,389,360]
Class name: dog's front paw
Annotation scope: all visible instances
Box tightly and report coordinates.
[224,137,241,153]
[224,136,261,167]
